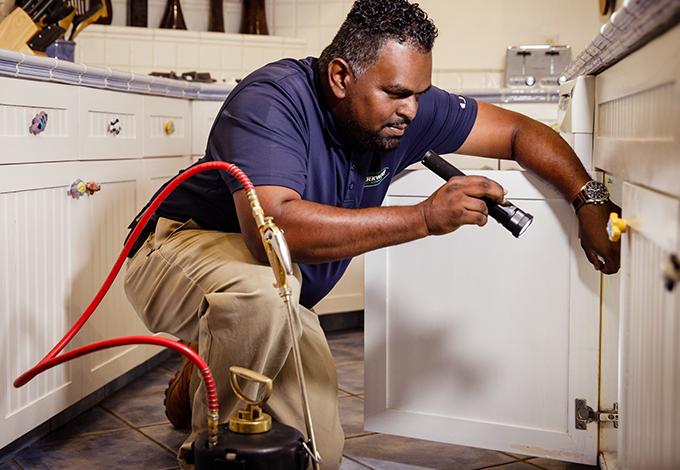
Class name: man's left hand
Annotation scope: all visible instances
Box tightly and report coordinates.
[577,201,621,274]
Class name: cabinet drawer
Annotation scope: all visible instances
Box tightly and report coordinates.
[594,26,680,198]
[192,100,223,156]
[143,96,191,157]
[0,77,78,164]
[79,87,143,159]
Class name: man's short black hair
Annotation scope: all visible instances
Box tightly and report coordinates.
[319,0,438,77]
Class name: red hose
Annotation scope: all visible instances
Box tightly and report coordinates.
[14,161,255,419]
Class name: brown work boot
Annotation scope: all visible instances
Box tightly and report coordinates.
[164,343,198,429]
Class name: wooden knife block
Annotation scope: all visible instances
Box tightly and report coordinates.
[0,7,39,54]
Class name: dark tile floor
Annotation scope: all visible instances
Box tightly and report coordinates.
[1,329,595,469]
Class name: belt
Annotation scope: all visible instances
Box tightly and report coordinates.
[125,214,158,258]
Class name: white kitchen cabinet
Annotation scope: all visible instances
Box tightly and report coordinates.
[365,169,601,465]
[143,95,192,157]
[617,183,680,468]
[78,87,144,160]
[0,77,79,165]
[191,100,223,156]
[0,163,85,450]
[0,75,199,449]
[592,24,680,468]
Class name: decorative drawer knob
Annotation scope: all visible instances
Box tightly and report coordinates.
[663,254,679,292]
[607,212,628,242]
[108,118,122,136]
[164,120,175,135]
[68,179,102,199]
[29,111,48,135]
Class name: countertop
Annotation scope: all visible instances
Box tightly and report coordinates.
[0,48,235,100]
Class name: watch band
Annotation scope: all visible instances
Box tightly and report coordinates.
[571,180,608,213]
[572,191,590,212]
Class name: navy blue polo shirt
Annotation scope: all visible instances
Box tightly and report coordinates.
[150,57,478,308]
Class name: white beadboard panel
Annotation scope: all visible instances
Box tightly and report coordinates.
[76,175,158,392]
[620,183,680,469]
[2,187,73,412]
[0,77,79,165]
[594,25,680,199]
[598,83,674,139]
[0,182,82,449]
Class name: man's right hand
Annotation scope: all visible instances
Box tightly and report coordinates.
[418,175,506,235]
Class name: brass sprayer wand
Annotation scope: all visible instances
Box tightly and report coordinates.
[246,189,322,469]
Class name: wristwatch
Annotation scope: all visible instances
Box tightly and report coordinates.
[571,180,610,212]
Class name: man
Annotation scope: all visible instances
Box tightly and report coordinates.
[125,0,620,468]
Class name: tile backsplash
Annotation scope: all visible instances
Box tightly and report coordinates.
[77,0,602,90]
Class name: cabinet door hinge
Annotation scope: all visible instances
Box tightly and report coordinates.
[575,399,619,429]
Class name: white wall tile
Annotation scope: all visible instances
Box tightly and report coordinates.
[79,37,107,67]
[105,38,132,67]
[296,1,319,28]
[274,2,297,30]
[319,1,346,27]
[199,44,223,70]
[130,41,154,67]
[432,71,462,91]
[459,72,487,90]
[177,42,201,69]
[275,26,297,38]
[241,45,266,75]
[153,41,177,68]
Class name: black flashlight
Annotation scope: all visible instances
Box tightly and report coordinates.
[421,150,534,238]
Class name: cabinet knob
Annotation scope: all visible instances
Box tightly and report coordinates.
[607,212,628,242]
[68,179,101,199]
[164,120,175,135]
[663,254,680,292]
[108,118,122,136]
[29,111,48,135]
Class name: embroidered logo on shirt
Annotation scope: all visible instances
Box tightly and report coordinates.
[459,96,467,109]
[365,167,390,187]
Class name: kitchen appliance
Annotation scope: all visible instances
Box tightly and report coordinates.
[505,45,571,90]
[557,75,595,170]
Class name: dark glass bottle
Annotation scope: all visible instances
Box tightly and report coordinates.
[159,0,187,30]
[240,0,268,35]
[209,0,225,32]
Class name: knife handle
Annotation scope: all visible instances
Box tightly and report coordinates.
[0,7,40,54]
[69,0,108,40]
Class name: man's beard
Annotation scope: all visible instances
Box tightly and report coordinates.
[344,121,403,152]
[338,99,409,152]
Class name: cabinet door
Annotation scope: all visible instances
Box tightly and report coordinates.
[0,163,85,449]
[69,160,160,395]
[365,169,601,465]
[618,183,680,469]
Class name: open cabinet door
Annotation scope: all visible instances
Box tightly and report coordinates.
[364,169,601,465]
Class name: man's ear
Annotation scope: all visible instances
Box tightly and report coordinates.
[327,58,354,99]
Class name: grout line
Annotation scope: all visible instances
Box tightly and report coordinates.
[497,450,532,461]
[344,432,378,441]
[337,386,363,396]
[342,454,375,469]
[10,459,25,469]
[475,460,529,470]
[100,407,179,457]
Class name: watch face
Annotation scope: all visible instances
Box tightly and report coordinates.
[584,181,609,202]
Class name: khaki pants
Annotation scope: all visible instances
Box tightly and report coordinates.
[124,218,344,469]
